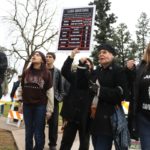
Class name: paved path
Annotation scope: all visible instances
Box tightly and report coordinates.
[0,116,139,150]
[0,116,94,150]
[13,127,95,150]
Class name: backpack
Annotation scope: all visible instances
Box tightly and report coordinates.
[0,51,8,84]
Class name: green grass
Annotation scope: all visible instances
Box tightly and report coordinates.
[0,102,19,117]
[3,104,10,117]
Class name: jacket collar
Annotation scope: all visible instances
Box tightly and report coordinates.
[99,62,114,70]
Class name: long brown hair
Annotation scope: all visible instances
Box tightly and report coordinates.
[24,51,49,82]
[143,42,150,65]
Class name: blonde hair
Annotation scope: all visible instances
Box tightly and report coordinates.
[143,42,150,64]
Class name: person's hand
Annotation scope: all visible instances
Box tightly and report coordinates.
[90,105,97,119]
[46,111,52,121]
[61,119,68,131]
[18,103,23,114]
[70,48,79,58]
[127,60,135,70]
[79,57,87,64]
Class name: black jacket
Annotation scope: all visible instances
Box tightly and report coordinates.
[0,51,7,84]
[133,61,149,114]
[90,62,128,136]
[10,81,20,99]
[125,65,138,140]
[61,56,92,127]
[126,61,149,115]
[126,61,148,140]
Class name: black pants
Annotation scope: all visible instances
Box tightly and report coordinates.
[60,121,90,150]
[48,103,59,147]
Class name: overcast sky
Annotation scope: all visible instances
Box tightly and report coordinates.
[0,0,150,47]
[110,0,150,35]
[0,0,93,48]
[0,0,150,70]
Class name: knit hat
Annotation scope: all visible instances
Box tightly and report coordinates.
[97,44,116,56]
[33,51,46,64]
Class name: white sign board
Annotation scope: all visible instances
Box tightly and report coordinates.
[57,6,96,52]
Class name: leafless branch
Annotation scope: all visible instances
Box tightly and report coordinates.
[4,0,58,69]
[35,31,58,50]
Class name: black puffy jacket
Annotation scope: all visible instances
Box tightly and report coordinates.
[61,56,92,126]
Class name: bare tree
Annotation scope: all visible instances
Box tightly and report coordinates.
[4,0,58,70]
[136,12,150,61]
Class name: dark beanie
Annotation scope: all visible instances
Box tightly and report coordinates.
[97,44,116,56]
[33,51,46,64]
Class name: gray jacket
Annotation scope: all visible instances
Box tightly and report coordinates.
[53,67,64,102]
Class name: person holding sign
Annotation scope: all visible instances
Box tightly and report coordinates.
[60,48,94,150]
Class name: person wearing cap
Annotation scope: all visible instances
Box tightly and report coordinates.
[17,51,54,150]
[59,48,94,150]
[89,44,128,150]
[46,52,64,150]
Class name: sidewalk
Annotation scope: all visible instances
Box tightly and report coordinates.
[0,116,94,150]
[0,116,138,150]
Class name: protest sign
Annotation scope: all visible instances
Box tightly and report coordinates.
[57,6,95,52]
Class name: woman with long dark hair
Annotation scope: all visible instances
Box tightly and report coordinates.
[127,42,150,150]
[18,51,54,150]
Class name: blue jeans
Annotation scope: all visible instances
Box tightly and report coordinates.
[137,112,150,150]
[23,104,46,150]
[92,134,113,150]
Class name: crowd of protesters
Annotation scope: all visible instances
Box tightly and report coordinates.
[1,42,150,150]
